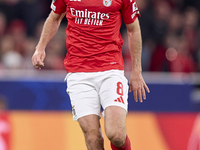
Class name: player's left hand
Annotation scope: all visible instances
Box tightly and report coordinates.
[129,72,150,102]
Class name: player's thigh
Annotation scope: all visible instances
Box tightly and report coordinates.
[78,114,101,134]
[104,106,127,139]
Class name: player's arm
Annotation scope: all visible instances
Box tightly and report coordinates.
[126,18,150,102]
[32,11,65,69]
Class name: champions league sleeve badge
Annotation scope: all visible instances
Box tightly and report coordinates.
[103,0,112,7]
[51,0,56,11]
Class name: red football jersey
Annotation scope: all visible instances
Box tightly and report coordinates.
[51,0,140,72]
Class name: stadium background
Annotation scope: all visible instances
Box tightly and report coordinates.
[0,0,200,150]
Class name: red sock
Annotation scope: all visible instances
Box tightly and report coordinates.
[111,135,131,150]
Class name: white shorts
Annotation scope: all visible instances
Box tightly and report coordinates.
[65,70,129,121]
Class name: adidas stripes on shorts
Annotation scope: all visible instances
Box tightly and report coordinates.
[65,70,129,121]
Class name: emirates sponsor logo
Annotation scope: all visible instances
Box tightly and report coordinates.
[70,8,109,26]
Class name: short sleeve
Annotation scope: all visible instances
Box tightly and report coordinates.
[121,0,141,24]
[51,0,66,14]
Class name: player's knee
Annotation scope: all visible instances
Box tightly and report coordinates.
[106,130,126,146]
[87,134,103,145]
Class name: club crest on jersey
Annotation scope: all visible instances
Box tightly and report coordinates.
[103,0,112,7]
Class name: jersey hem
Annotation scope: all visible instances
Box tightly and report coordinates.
[66,68,124,73]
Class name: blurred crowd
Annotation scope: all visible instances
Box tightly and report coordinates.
[0,0,200,73]
[124,0,200,73]
[0,0,67,70]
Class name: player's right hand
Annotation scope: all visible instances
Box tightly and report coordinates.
[32,49,46,69]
